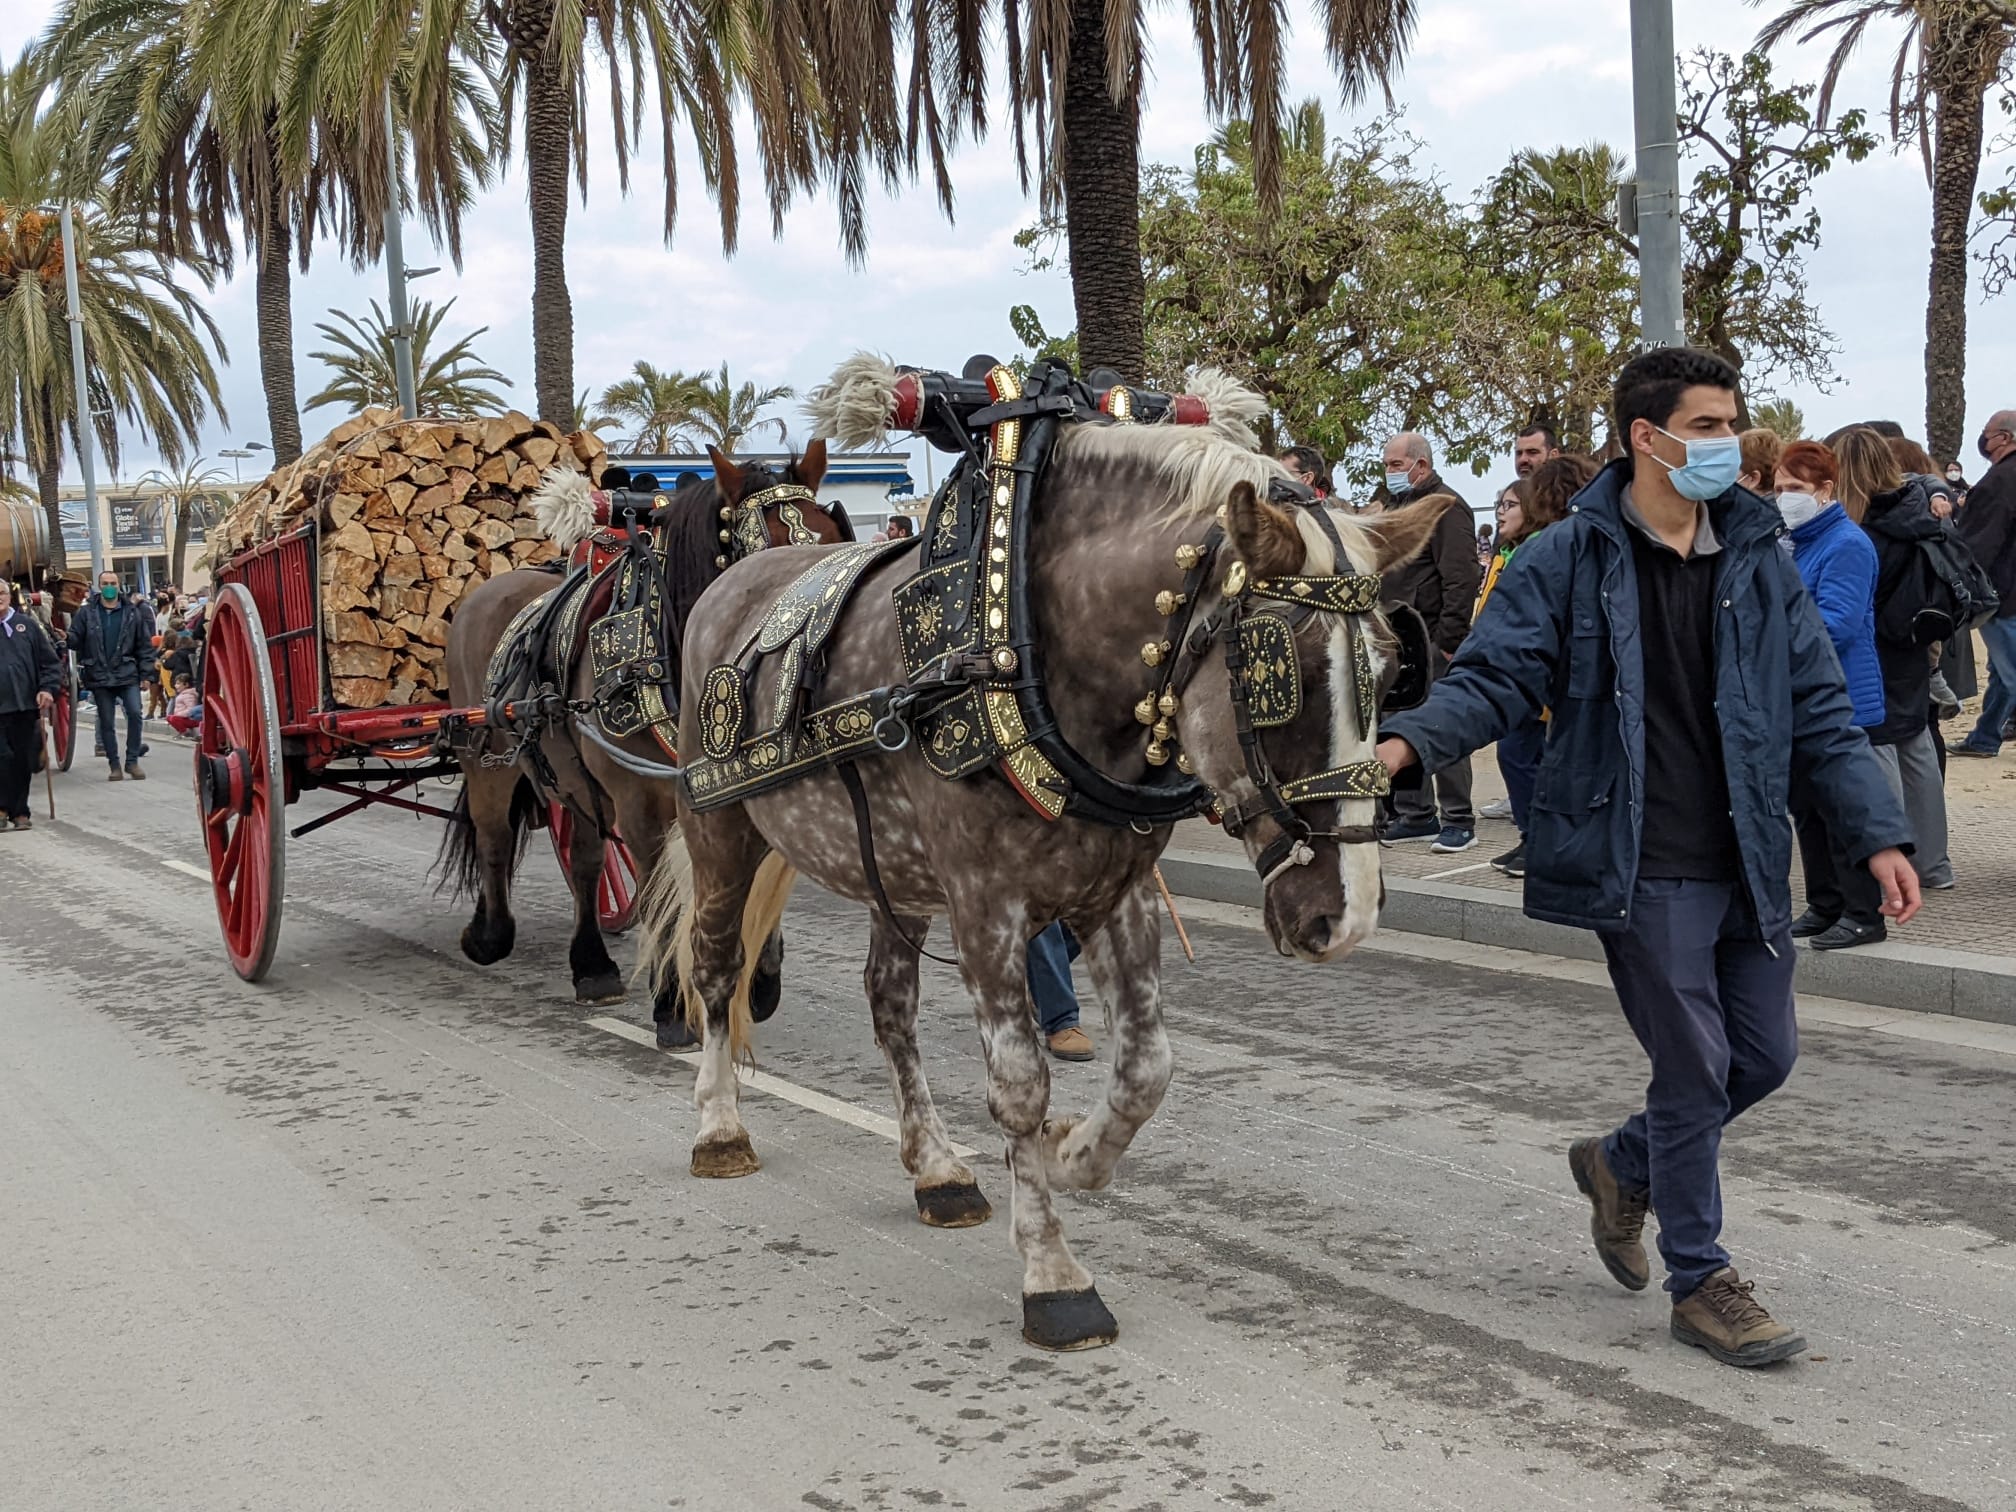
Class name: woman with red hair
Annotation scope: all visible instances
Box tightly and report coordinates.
[1775,441,1888,948]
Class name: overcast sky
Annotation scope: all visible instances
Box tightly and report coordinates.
[8,0,2012,511]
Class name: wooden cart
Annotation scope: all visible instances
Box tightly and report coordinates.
[199,521,636,981]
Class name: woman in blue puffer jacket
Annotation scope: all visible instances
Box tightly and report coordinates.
[1776,440,1888,949]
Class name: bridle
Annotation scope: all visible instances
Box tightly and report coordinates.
[1144,487,1395,889]
[709,478,824,568]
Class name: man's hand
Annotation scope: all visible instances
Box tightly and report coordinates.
[1867,848,1921,925]
[1375,736,1418,777]
[35,691,53,711]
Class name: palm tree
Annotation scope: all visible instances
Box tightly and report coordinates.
[1755,1,2016,461]
[134,458,231,586]
[41,0,499,466]
[595,362,704,452]
[0,53,226,571]
[304,296,512,417]
[678,364,794,450]
[1753,396,1807,440]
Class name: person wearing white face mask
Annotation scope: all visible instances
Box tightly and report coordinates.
[1774,442,1887,950]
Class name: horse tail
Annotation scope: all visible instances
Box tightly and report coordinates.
[637,832,796,1065]
[431,775,540,900]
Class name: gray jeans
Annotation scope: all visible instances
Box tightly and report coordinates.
[1392,752,1475,828]
[1871,729,1951,887]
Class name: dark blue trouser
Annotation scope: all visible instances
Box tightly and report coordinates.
[1599,878,1798,1300]
[1496,716,1546,834]
[92,684,145,767]
[1027,922,1081,1036]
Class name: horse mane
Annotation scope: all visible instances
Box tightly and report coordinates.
[659,472,733,655]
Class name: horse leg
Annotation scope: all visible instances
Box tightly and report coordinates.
[561,801,625,1004]
[605,785,697,1049]
[458,767,525,966]
[948,896,1116,1352]
[1049,881,1172,1193]
[865,913,990,1229]
[685,825,776,1179]
[750,925,785,1024]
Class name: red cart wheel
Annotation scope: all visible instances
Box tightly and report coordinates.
[52,657,78,771]
[547,802,641,933]
[196,584,287,981]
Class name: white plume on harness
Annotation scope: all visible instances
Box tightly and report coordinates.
[531,465,596,553]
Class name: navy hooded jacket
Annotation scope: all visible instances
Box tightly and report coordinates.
[1381,460,1909,936]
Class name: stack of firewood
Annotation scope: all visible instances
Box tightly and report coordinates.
[207,409,606,709]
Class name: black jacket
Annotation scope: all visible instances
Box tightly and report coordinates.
[1381,472,1482,656]
[0,610,62,714]
[68,597,156,691]
[1957,452,2016,617]
[1861,478,1942,746]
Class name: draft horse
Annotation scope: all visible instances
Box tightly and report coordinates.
[643,360,1450,1351]
[438,446,852,1041]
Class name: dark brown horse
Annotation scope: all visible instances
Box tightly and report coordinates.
[438,446,851,1040]
[641,361,1450,1352]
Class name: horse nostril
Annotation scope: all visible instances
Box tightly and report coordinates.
[1303,914,1344,956]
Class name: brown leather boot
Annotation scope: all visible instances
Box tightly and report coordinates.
[1670,1268,1806,1367]
[1568,1138,1651,1291]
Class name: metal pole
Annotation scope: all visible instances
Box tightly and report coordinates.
[59,201,108,578]
[382,91,419,418]
[1628,0,1685,349]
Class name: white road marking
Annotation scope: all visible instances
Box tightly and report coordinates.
[1421,860,1495,880]
[585,1016,980,1159]
[161,859,213,882]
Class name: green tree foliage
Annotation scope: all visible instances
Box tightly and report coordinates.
[134,458,230,585]
[305,297,511,417]
[678,363,794,451]
[595,362,704,452]
[1752,396,1807,439]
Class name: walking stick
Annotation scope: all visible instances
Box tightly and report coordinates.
[1153,864,1196,963]
[38,707,56,820]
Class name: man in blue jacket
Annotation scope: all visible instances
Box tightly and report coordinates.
[67,569,156,780]
[1377,348,1919,1369]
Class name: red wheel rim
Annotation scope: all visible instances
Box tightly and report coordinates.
[196,585,286,981]
[52,682,74,769]
[547,802,641,933]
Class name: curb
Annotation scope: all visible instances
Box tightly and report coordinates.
[1157,849,2016,1028]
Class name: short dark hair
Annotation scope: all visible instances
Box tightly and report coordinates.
[1515,423,1559,451]
[1611,349,1740,474]
[1278,445,1328,486]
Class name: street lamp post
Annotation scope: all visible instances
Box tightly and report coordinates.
[58,201,108,578]
[1628,0,1686,350]
[220,448,252,483]
[382,91,420,419]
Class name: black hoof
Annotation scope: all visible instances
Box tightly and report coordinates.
[574,971,626,1005]
[655,1017,698,1050]
[750,963,783,1024]
[915,1180,992,1229]
[1021,1287,1118,1352]
[460,923,514,966]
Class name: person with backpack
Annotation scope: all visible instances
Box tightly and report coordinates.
[1834,429,1952,895]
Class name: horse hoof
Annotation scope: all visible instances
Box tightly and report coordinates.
[460,925,514,967]
[750,964,783,1024]
[691,1133,761,1179]
[1021,1287,1118,1352]
[575,972,626,1005]
[655,1017,698,1050]
[915,1179,992,1229]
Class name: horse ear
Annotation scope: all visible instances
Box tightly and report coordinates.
[708,446,743,501]
[1362,495,1457,575]
[1226,481,1306,577]
[793,438,828,493]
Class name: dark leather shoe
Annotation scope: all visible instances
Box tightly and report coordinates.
[1789,909,1835,939]
[1671,1268,1806,1368]
[1568,1138,1651,1291]
[1811,918,1885,951]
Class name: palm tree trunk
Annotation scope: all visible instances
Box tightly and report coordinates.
[169,506,189,588]
[256,192,304,465]
[1925,82,1985,465]
[1061,0,1145,382]
[524,50,576,425]
[30,388,66,574]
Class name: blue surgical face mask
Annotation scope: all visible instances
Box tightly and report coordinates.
[1384,469,1413,497]
[1650,426,1742,501]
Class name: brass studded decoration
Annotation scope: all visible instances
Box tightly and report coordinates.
[1250,572,1382,616]
[699,666,749,760]
[1278,759,1392,804]
[756,539,910,655]
[1235,613,1301,728]
[1223,561,1248,596]
[1155,590,1186,616]
[580,542,678,744]
[683,692,886,811]
[1175,543,1207,570]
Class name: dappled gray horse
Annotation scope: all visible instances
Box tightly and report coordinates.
[641,361,1449,1351]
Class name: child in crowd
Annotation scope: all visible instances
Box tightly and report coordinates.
[166,674,202,736]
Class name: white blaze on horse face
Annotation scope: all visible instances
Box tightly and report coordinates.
[1313,505,1383,961]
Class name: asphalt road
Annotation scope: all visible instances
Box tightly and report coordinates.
[3,745,2013,1512]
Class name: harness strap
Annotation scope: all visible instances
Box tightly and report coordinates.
[836,760,959,967]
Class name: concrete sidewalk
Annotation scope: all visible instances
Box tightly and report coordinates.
[1165,739,2016,1026]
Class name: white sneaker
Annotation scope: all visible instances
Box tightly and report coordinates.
[1479,798,1513,821]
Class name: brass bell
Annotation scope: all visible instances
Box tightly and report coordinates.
[1175,543,1206,570]
[1155,590,1186,616]
[718,529,732,544]
[1144,740,1170,767]
[1151,718,1174,742]
[1134,696,1158,726]
[1222,561,1248,596]
[714,554,728,569]
[1176,753,1195,775]
[719,505,733,521]
[1140,640,1171,668]
[1158,691,1180,717]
